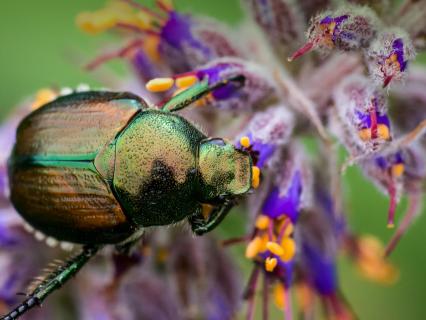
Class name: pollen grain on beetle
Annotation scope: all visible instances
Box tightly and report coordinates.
[1,0,426,319]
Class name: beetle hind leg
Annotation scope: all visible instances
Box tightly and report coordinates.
[0,245,100,320]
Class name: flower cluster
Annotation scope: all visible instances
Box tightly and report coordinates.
[1,0,426,319]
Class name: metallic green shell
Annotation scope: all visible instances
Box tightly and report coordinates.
[9,91,146,244]
[112,110,206,226]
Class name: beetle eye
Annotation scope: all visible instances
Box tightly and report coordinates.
[209,138,226,147]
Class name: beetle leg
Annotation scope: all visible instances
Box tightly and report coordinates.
[189,200,235,235]
[0,245,100,320]
[161,74,245,112]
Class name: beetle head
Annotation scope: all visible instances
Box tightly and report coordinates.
[197,138,252,203]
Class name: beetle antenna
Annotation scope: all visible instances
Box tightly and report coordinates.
[0,245,100,320]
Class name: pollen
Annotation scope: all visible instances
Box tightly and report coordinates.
[280,237,296,262]
[76,11,116,34]
[31,89,58,110]
[273,283,286,308]
[357,235,399,284]
[245,236,263,259]
[146,78,175,92]
[255,215,270,230]
[176,75,198,88]
[266,241,284,256]
[201,204,214,220]
[265,257,278,272]
[392,163,405,178]
[387,223,395,229]
[252,166,261,189]
[240,136,251,148]
[283,220,294,237]
[377,124,390,140]
[143,36,161,62]
[358,128,371,141]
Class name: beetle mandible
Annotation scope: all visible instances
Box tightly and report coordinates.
[2,75,258,320]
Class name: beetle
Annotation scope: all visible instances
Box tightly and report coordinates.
[1,75,256,320]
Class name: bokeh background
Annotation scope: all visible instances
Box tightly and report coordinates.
[0,1,425,319]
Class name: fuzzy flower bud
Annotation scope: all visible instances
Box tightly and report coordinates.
[366,28,416,87]
[289,5,380,61]
[331,75,392,156]
[246,0,305,58]
[236,106,294,168]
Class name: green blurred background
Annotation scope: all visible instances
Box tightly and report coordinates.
[0,1,425,319]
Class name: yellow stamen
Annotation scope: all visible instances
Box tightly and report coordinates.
[201,204,214,220]
[134,11,156,30]
[357,235,399,284]
[266,241,284,256]
[255,215,270,230]
[358,128,371,141]
[273,283,286,309]
[156,247,169,263]
[252,166,260,189]
[284,221,294,237]
[76,1,144,34]
[392,163,404,178]
[176,75,198,89]
[240,136,251,148]
[146,78,175,92]
[158,0,174,11]
[143,36,161,62]
[387,223,395,229]
[280,237,296,262]
[259,234,269,252]
[31,89,57,110]
[194,93,213,107]
[245,237,263,259]
[295,283,314,311]
[277,217,293,237]
[377,124,390,140]
[265,257,278,272]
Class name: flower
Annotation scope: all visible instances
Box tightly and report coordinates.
[367,28,416,87]
[77,0,242,74]
[3,0,426,319]
[289,5,380,61]
[236,106,294,168]
[331,75,392,157]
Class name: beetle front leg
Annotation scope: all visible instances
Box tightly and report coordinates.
[189,200,235,235]
[149,74,245,112]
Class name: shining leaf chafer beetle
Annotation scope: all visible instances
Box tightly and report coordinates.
[2,75,256,320]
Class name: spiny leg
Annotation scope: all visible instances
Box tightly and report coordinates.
[1,245,100,320]
[189,200,236,235]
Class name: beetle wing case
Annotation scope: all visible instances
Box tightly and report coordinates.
[8,91,146,244]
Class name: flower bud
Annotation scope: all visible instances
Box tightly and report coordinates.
[366,28,416,87]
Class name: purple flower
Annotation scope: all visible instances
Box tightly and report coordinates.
[367,28,416,87]
[289,5,379,61]
[331,75,392,157]
[236,106,294,168]
[78,0,242,74]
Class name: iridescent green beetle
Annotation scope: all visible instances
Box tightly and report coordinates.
[2,76,254,320]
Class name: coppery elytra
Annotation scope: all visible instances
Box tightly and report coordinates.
[1,74,261,320]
